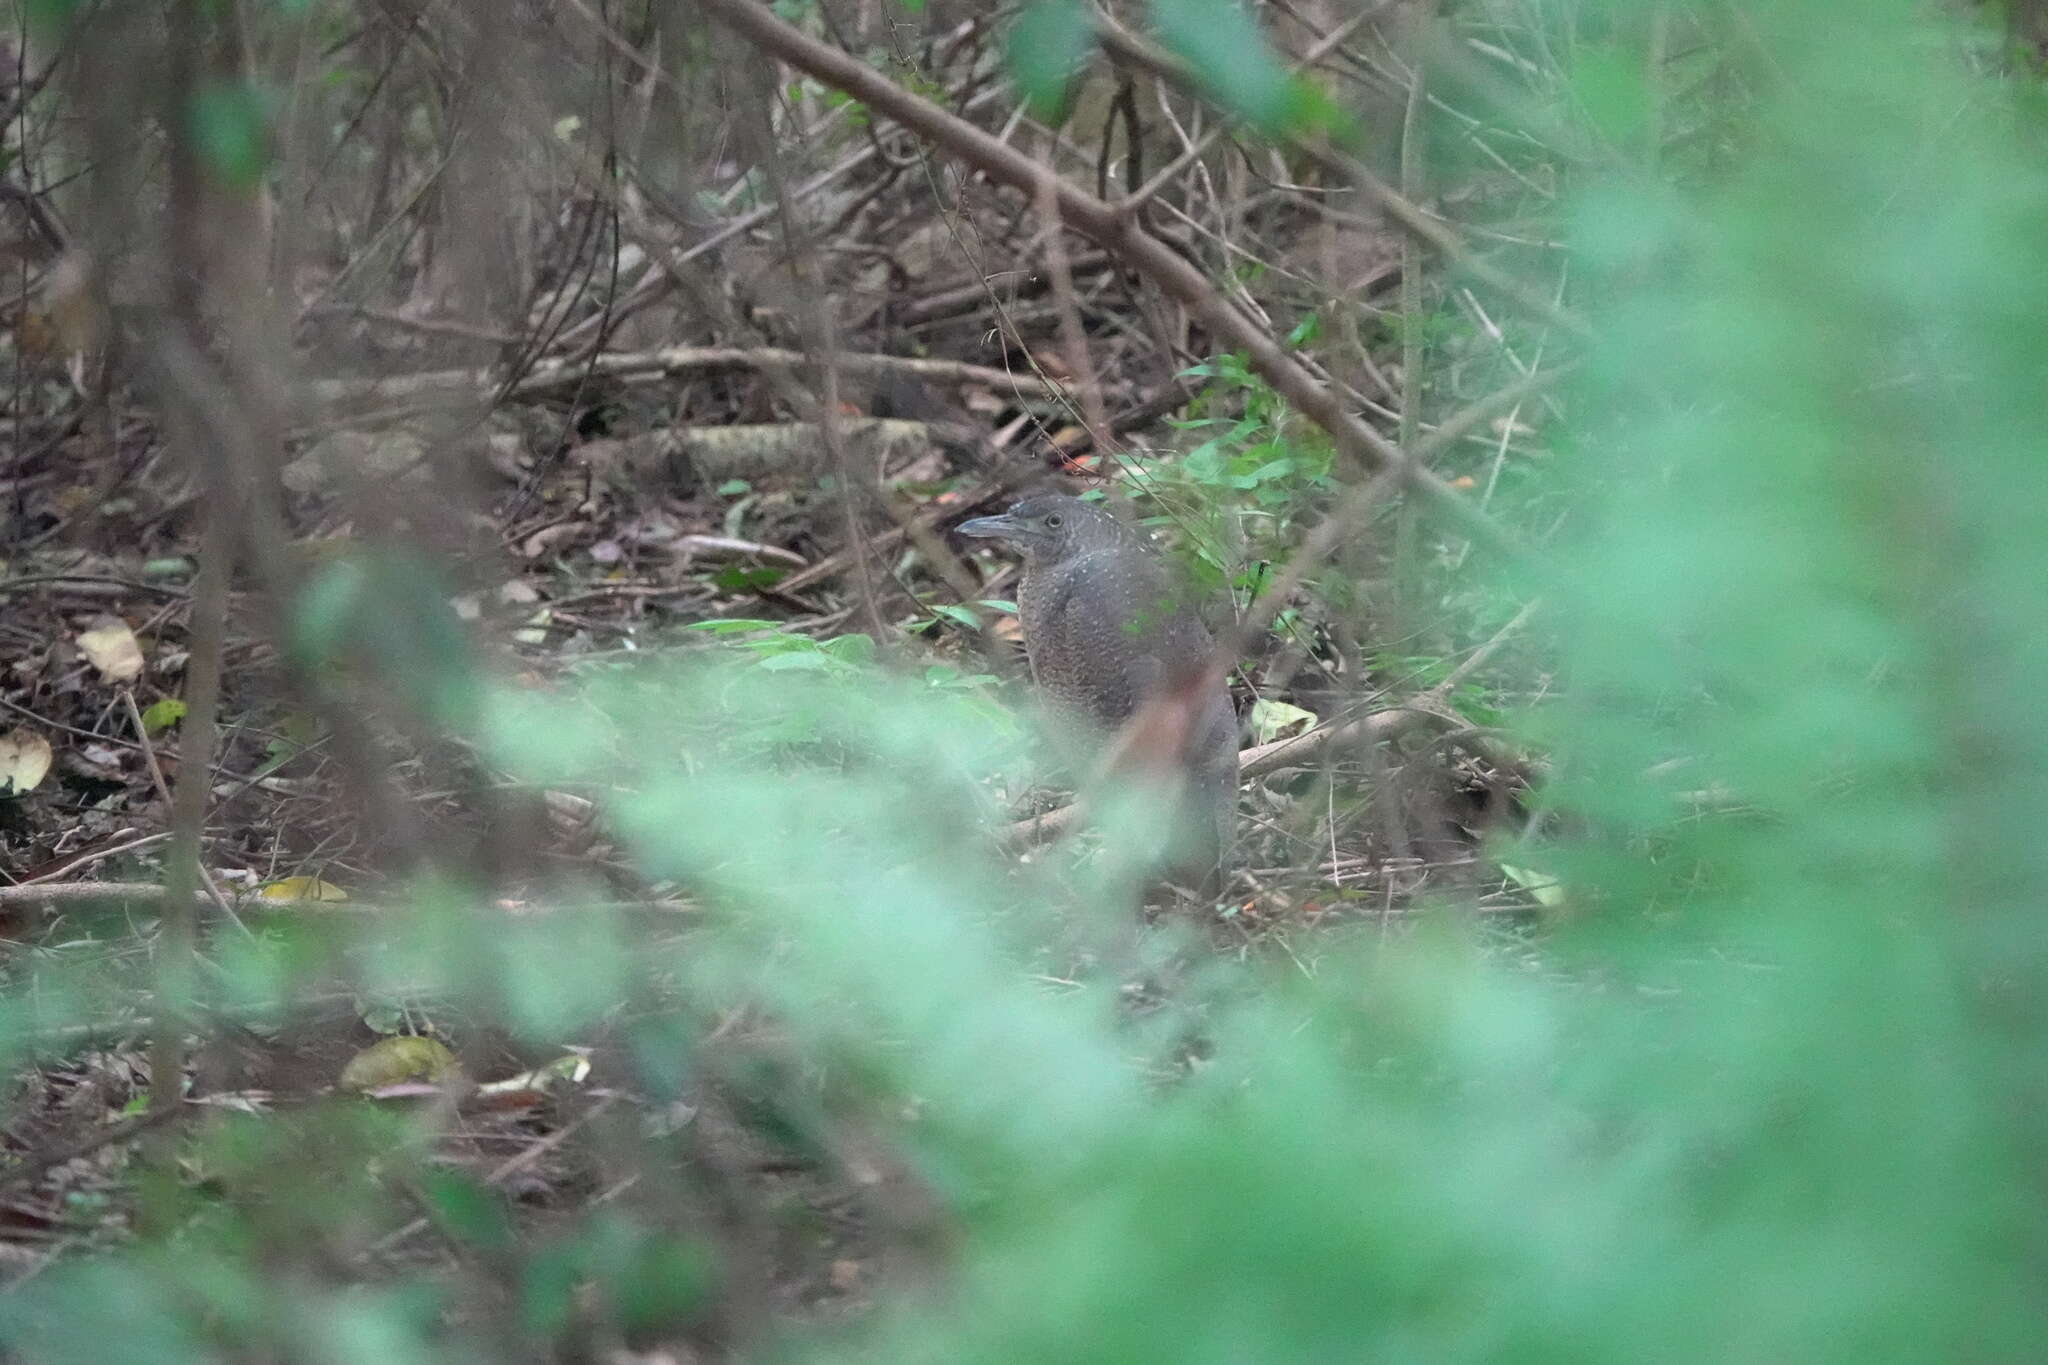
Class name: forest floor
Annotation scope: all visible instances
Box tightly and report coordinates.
[0,365,1539,1325]
[0,51,1544,1336]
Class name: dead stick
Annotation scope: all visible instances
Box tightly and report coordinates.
[1007,707,1438,847]
[0,880,698,919]
[146,500,226,1116]
[693,0,1530,568]
[309,346,1068,413]
[117,688,251,937]
[1088,12,1590,344]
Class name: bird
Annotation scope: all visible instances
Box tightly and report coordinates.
[957,494,1238,895]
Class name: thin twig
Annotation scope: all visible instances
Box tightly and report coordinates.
[0,880,703,923]
[308,344,1068,413]
[117,688,251,938]
[358,1093,621,1263]
[693,0,1534,569]
[1086,11,1590,344]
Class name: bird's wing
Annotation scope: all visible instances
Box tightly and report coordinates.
[1033,550,1197,726]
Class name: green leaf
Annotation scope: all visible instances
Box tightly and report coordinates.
[1151,0,1298,134]
[288,555,371,668]
[1573,42,1652,149]
[1007,0,1095,122]
[190,81,271,191]
[418,1171,511,1253]
[1155,0,1310,135]
[682,619,781,635]
[821,633,877,664]
[755,651,830,672]
[139,698,186,734]
[710,563,784,592]
[288,549,481,728]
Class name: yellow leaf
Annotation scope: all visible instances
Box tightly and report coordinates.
[338,1036,459,1094]
[258,875,348,902]
[1500,863,1567,910]
[76,615,144,683]
[1249,698,1318,745]
[0,728,53,796]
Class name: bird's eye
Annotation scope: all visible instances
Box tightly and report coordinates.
[1045,514,1063,528]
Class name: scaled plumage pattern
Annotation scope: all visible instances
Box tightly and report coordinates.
[959,494,1238,894]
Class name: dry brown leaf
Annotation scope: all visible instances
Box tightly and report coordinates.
[76,615,143,683]
[0,728,53,796]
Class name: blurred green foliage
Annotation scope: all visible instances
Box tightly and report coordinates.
[7,0,2048,1359]
[1007,0,1095,121]
[189,81,273,190]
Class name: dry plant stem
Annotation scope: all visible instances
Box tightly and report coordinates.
[736,53,886,642]
[117,689,251,938]
[1007,706,1434,846]
[8,831,172,887]
[143,327,424,867]
[1432,597,1542,698]
[145,0,210,1122]
[1038,166,1113,447]
[0,881,699,920]
[777,476,1016,595]
[1393,0,1435,620]
[1222,362,1570,669]
[1241,708,1431,780]
[361,1093,623,1264]
[1120,3,1382,215]
[148,505,229,1117]
[693,0,1529,568]
[310,346,1069,414]
[1087,12,1590,344]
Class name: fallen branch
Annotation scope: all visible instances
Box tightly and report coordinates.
[1006,706,1439,848]
[0,880,697,920]
[310,346,1069,415]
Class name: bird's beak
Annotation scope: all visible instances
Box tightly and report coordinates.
[956,513,1025,541]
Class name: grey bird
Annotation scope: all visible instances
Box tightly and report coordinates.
[958,494,1238,895]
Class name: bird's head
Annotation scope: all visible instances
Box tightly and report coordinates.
[956,495,1126,565]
